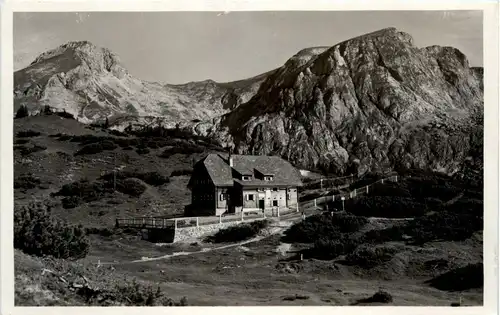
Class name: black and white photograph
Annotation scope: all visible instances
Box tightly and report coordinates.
[1,1,498,311]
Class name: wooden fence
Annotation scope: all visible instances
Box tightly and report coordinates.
[303,175,399,211]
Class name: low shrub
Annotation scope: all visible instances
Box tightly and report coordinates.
[14,139,30,145]
[15,144,47,156]
[160,143,204,158]
[344,244,398,268]
[74,141,118,156]
[306,236,361,260]
[16,130,41,138]
[425,263,483,291]
[283,213,368,243]
[14,174,42,190]
[136,147,150,155]
[356,290,393,304]
[100,170,169,186]
[170,169,193,177]
[55,111,75,120]
[206,220,269,243]
[116,178,148,197]
[113,280,188,306]
[14,202,90,259]
[53,180,114,208]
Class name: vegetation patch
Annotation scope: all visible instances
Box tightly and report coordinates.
[160,143,205,158]
[14,202,90,259]
[14,174,43,190]
[17,130,41,138]
[206,220,270,243]
[74,140,118,156]
[354,290,393,304]
[425,263,483,291]
[15,144,47,156]
[283,213,368,243]
[344,244,398,268]
[100,170,170,186]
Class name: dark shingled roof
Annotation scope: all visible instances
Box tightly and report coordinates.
[199,153,302,187]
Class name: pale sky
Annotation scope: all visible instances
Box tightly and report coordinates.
[14,11,483,84]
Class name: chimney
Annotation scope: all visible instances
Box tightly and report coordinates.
[229,149,233,167]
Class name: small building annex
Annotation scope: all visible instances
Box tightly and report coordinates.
[186,153,303,216]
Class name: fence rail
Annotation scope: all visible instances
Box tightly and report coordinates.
[304,175,399,210]
[116,174,399,231]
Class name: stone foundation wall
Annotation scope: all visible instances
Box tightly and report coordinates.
[173,218,265,243]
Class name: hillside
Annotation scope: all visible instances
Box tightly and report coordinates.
[194,28,483,176]
[14,41,275,126]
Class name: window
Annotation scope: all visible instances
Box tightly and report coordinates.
[272,200,278,207]
[220,193,226,201]
[264,176,274,181]
[272,187,278,192]
[242,176,251,181]
[247,194,254,201]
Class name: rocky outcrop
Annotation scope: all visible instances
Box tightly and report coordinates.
[201,28,483,175]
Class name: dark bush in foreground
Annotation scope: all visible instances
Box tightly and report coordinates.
[283,213,368,243]
[74,141,117,156]
[426,263,483,291]
[170,169,193,177]
[55,111,75,120]
[16,130,41,138]
[206,220,269,243]
[14,203,90,259]
[113,280,188,306]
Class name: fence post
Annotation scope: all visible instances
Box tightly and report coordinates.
[196,217,199,228]
[366,186,369,194]
[395,175,398,183]
[277,207,280,217]
[314,199,317,208]
[381,179,384,184]
[219,214,222,224]
[174,219,177,230]
[241,210,244,221]
[296,203,299,213]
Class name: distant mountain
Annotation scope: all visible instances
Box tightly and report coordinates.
[14,28,483,176]
[13,41,275,125]
[195,28,483,175]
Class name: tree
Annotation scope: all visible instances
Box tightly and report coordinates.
[15,105,29,119]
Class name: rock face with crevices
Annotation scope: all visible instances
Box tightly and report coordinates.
[197,28,483,175]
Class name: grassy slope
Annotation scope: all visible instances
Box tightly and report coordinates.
[14,115,483,306]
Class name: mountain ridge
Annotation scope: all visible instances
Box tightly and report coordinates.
[14,28,483,176]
